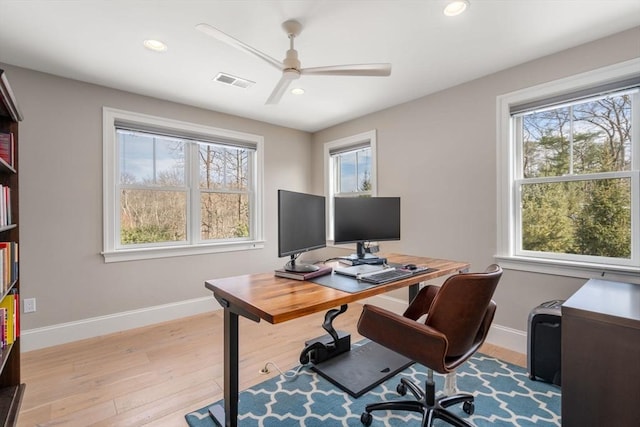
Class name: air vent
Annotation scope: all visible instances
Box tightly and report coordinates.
[213,72,255,89]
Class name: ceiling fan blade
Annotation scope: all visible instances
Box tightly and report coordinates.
[196,23,283,71]
[265,75,293,105]
[300,63,392,77]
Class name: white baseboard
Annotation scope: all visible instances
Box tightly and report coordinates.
[22,293,528,356]
[485,323,528,354]
[22,296,220,352]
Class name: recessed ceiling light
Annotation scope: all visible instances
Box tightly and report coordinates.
[143,39,168,52]
[444,0,470,17]
[291,88,305,95]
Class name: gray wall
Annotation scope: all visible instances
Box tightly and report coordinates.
[2,64,312,330]
[311,27,640,333]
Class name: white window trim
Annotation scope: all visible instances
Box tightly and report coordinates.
[323,130,378,241]
[102,107,264,263]
[496,58,640,284]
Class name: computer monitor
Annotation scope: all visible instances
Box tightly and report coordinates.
[334,196,401,261]
[278,189,327,272]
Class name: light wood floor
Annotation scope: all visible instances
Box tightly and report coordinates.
[18,303,525,426]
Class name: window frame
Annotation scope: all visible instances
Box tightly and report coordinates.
[323,130,378,241]
[496,59,640,282]
[102,107,264,263]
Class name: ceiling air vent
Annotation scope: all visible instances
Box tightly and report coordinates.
[213,72,255,89]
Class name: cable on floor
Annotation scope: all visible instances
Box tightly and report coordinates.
[259,361,305,379]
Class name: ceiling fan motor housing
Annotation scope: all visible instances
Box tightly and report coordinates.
[283,49,301,78]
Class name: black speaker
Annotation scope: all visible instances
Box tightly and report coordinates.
[527,300,563,386]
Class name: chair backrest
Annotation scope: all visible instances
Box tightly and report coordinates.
[425,264,502,358]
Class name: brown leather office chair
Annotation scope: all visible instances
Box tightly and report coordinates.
[357,264,502,427]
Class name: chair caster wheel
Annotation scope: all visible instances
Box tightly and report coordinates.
[463,401,475,415]
[396,382,407,396]
[360,412,372,426]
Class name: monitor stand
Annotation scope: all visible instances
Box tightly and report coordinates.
[347,254,386,265]
[346,243,386,265]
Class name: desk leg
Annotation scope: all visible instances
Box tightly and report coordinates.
[208,308,239,427]
[409,283,419,304]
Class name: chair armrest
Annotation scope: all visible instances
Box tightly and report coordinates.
[357,304,450,373]
[403,285,439,321]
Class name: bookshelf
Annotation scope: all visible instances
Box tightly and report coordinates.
[0,69,25,426]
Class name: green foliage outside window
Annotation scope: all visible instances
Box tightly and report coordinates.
[519,93,633,259]
[121,224,176,244]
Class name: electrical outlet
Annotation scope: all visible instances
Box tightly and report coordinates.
[24,298,36,313]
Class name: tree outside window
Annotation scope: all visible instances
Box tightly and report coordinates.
[516,91,635,261]
[198,143,251,241]
[119,130,187,245]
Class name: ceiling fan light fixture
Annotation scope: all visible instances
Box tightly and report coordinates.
[143,39,168,52]
[291,88,305,95]
[444,0,470,17]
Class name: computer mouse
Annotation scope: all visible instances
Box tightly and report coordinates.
[404,263,417,270]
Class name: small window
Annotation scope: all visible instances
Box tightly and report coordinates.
[332,145,373,196]
[324,130,377,239]
[103,108,264,262]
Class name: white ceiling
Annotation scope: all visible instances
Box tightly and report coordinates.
[0,1,638,132]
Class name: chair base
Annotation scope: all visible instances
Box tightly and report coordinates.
[360,377,475,427]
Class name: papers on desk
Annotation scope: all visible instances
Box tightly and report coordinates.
[334,264,391,278]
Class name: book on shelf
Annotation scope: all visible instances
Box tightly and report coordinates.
[0,307,5,347]
[274,264,333,280]
[10,288,18,339]
[0,242,18,292]
[0,185,11,227]
[0,131,14,168]
[0,292,15,346]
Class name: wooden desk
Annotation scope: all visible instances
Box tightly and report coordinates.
[205,254,469,427]
[561,279,640,426]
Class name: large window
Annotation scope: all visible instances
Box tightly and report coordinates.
[103,108,264,262]
[324,130,377,239]
[497,60,639,280]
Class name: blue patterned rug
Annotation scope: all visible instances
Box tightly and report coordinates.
[185,354,560,426]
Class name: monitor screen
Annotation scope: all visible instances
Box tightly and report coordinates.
[277,190,326,270]
[334,197,400,258]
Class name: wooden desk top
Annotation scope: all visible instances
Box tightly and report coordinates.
[205,254,469,324]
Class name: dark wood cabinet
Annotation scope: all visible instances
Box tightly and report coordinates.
[561,278,640,427]
[0,69,25,426]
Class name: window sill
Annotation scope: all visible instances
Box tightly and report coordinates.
[494,255,640,285]
[102,240,265,263]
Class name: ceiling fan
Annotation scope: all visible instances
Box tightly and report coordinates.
[196,20,392,105]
